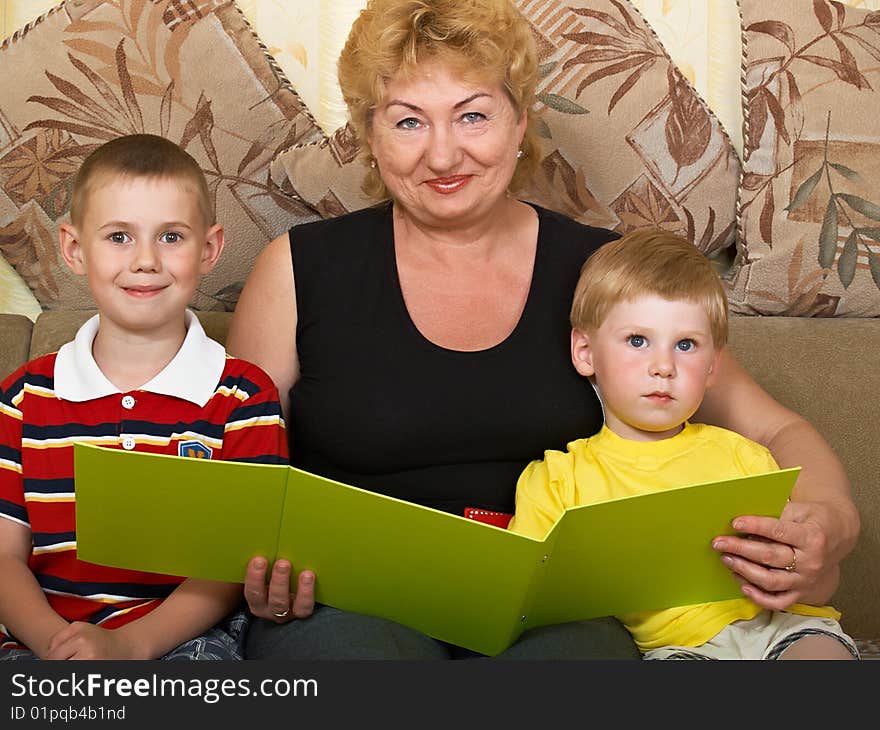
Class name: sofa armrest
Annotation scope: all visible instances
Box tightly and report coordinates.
[727,316,880,640]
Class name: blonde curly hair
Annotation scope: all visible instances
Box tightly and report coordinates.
[337,0,540,200]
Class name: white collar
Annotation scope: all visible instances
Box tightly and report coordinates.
[54,310,226,406]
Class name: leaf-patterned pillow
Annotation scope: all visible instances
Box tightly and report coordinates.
[270,0,740,256]
[0,0,323,311]
[730,0,880,316]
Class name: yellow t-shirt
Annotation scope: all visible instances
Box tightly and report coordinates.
[507,423,840,652]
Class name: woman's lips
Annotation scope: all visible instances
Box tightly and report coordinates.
[424,175,471,194]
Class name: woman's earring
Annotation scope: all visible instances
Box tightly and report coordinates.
[370,157,377,169]
[516,149,524,159]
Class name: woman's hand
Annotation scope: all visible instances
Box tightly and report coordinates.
[699,349,859,609]
[712,499,843,610]
[244,557,315,624]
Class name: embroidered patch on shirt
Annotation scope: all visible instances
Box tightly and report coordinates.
[178,440,213,459]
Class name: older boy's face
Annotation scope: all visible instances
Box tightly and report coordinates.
[571,295,721,441]
[60,176,221,338]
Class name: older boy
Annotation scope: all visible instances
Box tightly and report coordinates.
[0,134,287,660]
[508,229,857,660]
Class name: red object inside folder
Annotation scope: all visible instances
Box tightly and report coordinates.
[463,507,513,529]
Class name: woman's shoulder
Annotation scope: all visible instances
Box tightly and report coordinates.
[290,201,391,240]
[526,202,619,256]
[287,202,391,275]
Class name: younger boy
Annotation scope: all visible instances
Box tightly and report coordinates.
[507,229,857,660]
[0,134,287,660]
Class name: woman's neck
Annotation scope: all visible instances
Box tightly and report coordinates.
[393,196,534,264]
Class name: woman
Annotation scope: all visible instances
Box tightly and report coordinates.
[227,0,859,659]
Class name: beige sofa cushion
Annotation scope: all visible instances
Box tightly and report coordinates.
[0,0,323,313]
[730,0,880,316]
[271,0,740,255]
[0,313,33,380]
[727,315,879,640]
[28,309,233,360]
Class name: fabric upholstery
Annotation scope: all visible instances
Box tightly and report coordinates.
[0,0,323,313]
[0,313,32,380]
[730,0,880,316]
[727,315,879,638]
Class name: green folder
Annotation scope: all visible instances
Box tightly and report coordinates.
[73,443,798,656]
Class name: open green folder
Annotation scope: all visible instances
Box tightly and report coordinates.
[73,443,798,656]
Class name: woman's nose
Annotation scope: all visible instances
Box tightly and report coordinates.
[425,126,462,171]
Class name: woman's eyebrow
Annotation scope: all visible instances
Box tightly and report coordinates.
[384,92,491,112]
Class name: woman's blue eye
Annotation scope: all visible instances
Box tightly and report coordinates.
[462,112,486,123]
[676,339,695,352]
[109,232,129,244]
[627,335,646,348]
[160,232,182,244]
[397,118,420,129]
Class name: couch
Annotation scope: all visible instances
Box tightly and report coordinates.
[0,0,877,656]
[1,310,878,656]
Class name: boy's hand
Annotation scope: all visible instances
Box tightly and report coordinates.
[45,622,144,660]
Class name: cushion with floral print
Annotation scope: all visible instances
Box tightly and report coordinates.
[730,0,880,316]
[270,0,741,256]
[0,0,323,311]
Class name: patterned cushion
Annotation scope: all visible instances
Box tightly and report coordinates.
[0,0,324,312]
[729,0,880,316]
[270,0,740,256]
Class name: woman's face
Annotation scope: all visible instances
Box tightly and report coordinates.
[367,59,527,228]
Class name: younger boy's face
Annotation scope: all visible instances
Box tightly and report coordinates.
[571,295,721,441]
[59,175,222,337]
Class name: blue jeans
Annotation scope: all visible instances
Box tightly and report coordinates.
[0,608,249,661]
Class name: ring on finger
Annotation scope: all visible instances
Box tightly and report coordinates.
[782,547,797,572]
[272,608,290,618]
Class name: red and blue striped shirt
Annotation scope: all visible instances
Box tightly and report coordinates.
[0,313,287,649]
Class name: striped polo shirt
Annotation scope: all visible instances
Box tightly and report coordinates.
[0,311,288,649]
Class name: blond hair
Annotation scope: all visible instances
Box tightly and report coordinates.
[570,229,729,347]
[69,134,213,227]
[337,0,539,199]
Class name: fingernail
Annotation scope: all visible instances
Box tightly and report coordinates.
[302,573,314,585]
[711,539,721,550]
[276,563,290,574]
[721,555,734,567]
[732,519,744,531]
[253,558,266,569]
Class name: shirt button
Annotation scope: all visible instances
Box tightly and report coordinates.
[121,395,136,409]
[122,436,136,450]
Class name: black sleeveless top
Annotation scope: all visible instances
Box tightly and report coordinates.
[288,202,616,515]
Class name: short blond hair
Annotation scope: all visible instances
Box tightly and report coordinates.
[337,0,539,199]
[570,229,729,348]
[69,134,213,228]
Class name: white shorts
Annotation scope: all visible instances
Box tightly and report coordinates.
[643,610,859,660]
